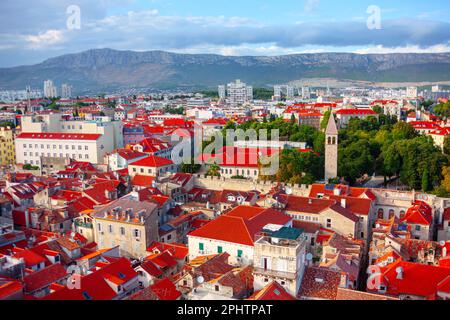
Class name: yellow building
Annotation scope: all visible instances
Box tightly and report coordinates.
[0,127,15,166]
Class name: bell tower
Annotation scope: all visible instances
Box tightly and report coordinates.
[325,114,338,182]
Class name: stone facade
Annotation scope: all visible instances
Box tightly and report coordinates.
[325,115,338,181]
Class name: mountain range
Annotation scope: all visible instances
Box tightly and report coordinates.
[1,49,450,94]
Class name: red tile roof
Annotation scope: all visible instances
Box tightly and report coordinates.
[401,201,433,226]
[374,260,450,299]
[132,174,155,188]
[299,267,341,300]
[0,277,23,299]
[13,248,46,268]
[249,281,296,300]
[17,132,101,141]
[23,263,67,293]
[44,258,137,300]
[140,261,163,278]
[149,278,182,300]
[335,109,377,115]
[147,242,189,261]
[188,206,291,246]
[130,156,174,168]
[113,148,148,161]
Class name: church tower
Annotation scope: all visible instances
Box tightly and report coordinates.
[325,114,338,182]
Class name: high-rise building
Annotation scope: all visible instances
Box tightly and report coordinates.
[61,84,72,99]
[218,85,226,99]
[43,80,57,98]
[225,79,253,106]
[302,86,311,99]
[432,85,442,93]
[406,87,418,98]
[274,85,282,100]
[286,86,295,100]
[274,85,295,101]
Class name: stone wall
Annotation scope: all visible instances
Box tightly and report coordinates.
[193,175,311,196]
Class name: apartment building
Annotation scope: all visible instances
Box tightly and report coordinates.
[0,127,15,166]
[92,194,159,259]
[15,113,123,165]
[253,227,307,297]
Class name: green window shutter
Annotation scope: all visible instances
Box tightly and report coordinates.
[237,250,243,258]
[218,246,223,254]
[199,243,204,251]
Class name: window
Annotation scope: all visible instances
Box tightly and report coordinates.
[237,250,243,258]
[199,243,204,251]
[97,223,102,231]
[120,227,125,236]
[109,225,113,233]
[215,285,220,292]
[134,229,140,238]
[327,219,332,228]
[415,225,421,231]
[218,246,223,254]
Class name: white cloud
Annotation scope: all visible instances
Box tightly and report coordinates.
[304,0,320,13]
[24,29,66,48]
[354,44,450,54]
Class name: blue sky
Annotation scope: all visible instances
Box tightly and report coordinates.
[0,0,449,67]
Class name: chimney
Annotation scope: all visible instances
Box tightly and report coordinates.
[341,198,347,209]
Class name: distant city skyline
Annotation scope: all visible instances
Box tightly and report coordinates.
[0,0,449,67]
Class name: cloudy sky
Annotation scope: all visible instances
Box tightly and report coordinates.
[0,0,449,67]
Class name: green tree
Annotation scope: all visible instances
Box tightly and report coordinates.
[444,136,450,155]
[338,139,375,184]
[206,164,220,177]
[422,167,430,192]
[321,111,331,130]
[372,105,383,114]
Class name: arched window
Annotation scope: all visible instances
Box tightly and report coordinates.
[328,137,332,145]
[389,209,395,219]
[332,137,336,145]
[377,208,384,219]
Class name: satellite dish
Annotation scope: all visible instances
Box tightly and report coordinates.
[306,253,313,261]
[197,276,205,284]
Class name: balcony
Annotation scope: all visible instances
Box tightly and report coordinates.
[74,220,93,229]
